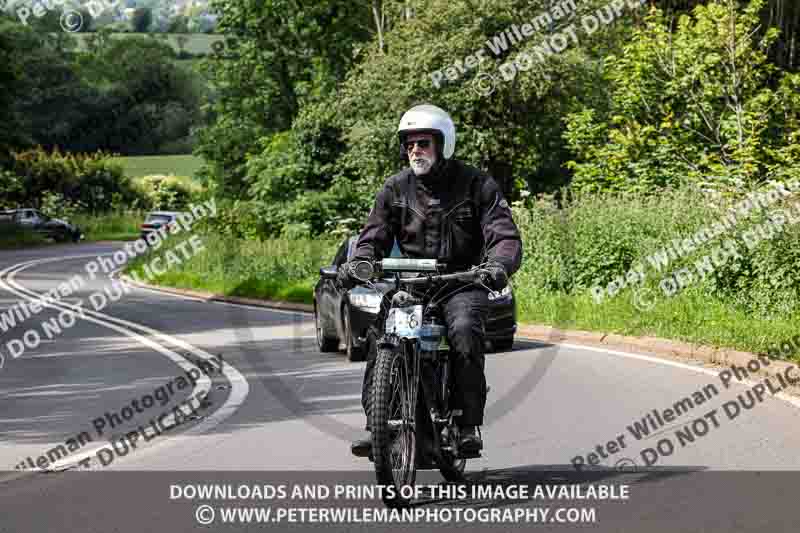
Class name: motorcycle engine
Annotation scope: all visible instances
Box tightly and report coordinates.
[419,316,448,352]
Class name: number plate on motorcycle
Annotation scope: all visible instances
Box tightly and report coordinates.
[385,305,423,337]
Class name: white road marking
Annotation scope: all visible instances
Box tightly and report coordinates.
[0,255,250,470]
[547,341,800,409]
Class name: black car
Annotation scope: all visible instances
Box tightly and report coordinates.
[313,236,517,362]
[1,209,83,242]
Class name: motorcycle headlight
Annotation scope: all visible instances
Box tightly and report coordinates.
[349,292,382,312]
[488,285,512,301]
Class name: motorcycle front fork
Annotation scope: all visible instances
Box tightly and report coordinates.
[418,353,460,456]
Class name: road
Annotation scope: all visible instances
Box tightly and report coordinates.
[1,243,799,532]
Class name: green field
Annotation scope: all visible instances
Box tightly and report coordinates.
[111,155,205,180]
[71,33,224,56]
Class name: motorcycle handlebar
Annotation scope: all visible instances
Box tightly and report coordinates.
[350,259,489,286]
[394,269,489,285]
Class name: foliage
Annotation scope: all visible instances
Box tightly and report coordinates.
[70,32,204,154]
[0,170,23,207]
[0,21,205,157]
[0,20,26,164]
[564,0,800,193]
[39,191,83,221]
[131,8,153,33]
[4,147,146,212]
[246,132,313,202]
[0,224,46,249]
[72,210,145,241]
[138,174,201,210]
[511,184,800,319]
[168,15,190,33]
[202,199,269,241]
[130,194,800,357]
[124,232,340,303]
[196,0,374,196]
[241,0,622,236]
[656,0,800,71]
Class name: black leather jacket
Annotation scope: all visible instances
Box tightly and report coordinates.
[353,159,522,275]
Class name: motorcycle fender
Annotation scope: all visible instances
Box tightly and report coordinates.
[377,335,399,350]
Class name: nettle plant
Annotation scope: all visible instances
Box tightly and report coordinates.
[564,0,800,194]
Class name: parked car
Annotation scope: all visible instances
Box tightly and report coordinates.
[313,236,517,362]
[0,208,83,242]
[140,211,182,240]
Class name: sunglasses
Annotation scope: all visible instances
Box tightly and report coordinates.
[403,139,432,152]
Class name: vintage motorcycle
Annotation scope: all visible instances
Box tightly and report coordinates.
[329,257,493,508]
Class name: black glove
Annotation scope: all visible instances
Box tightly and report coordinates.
[485,262,508,291]
[336,262,355,289]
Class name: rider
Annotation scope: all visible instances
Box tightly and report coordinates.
[341,104,523,457]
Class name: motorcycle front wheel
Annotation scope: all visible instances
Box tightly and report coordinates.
[370,345,416,508]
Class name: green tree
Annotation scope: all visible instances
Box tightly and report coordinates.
[168,15,190,33]
[0,19,27,164]
[196,0,373,196]
[0,19,85,155]
[244,0,619,235]
[564,0,800,193]
[131,8,153,33]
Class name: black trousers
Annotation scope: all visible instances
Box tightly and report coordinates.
[361,287,489,427]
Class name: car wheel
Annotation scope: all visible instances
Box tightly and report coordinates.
[492,337,514,352]
[314,305,338,352]
[344,305,365,362]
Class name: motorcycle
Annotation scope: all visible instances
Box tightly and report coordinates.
[331,257,493,508]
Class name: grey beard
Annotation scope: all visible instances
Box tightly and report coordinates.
[410,154,436,175]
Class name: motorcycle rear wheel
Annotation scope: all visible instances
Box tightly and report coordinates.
[370,346,416,508]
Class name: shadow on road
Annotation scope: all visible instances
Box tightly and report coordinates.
[407,463,704,511]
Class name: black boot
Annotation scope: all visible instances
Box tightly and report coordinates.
[459,425,482,454]
[351,435,372,458]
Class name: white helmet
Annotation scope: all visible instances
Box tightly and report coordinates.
[397,104,456,159]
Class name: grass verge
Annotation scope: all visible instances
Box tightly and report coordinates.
[516,285,800,361]
[0,225,47,249]
[73,211,144,241]
[123,187,800,361]
[126,231,800,361]
[124,233,338,304]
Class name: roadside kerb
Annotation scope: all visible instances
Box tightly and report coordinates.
[119,275,314,313]
[123,277,800,398]
[517,324,800,398]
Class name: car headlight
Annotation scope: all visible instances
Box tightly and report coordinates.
[349,292,382,311]
[488,285,512,301]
